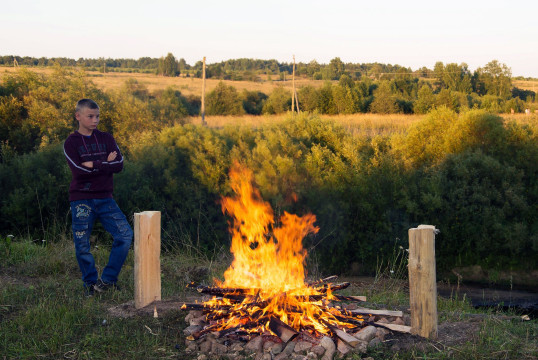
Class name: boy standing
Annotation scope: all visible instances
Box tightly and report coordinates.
[64,99,133,296]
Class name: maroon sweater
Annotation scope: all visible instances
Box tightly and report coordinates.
[63,129,124,201]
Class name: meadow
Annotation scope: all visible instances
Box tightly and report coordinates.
[1,64,537,359]
[1,235,537,359]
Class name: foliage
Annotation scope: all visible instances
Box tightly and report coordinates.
[1,67,537,276]
[205,81,245,116]
[370,81,399,114]
[157,53,179,77]
[262,86,291,114]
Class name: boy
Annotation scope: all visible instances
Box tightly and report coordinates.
[63,99,133,296]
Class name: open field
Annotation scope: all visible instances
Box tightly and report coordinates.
[2,65,537,97]
[0,66,327,96]
[513,79,538,92]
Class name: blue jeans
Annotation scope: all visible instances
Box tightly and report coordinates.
[70,198,133,287]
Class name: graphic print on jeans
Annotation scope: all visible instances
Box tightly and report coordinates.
[71,198,133,287]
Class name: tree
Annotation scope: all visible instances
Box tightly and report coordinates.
[158,53,179,77]
[414,85,435,114]
[262,86,291,114]
[369,81,398,114]
[475,60,512,98]
[328,57,345,80]
[206,82,245,115]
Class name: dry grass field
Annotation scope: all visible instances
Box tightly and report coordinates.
[190,113,425,137]
[0,65,326,96]
[1,65,536,137]
[513,79,538,92]
[2,65,537,96]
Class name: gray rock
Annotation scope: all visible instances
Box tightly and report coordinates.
[319,336,335,360]
[274,341,296,360]
[294,341,314,353]
[368,337,382,348]
[353,340,368,354]
[190,316,207,326]
[311,345,325,356]
[185,341,198,353]
[271,342,284,355]
[199,340,212,353]
[231,343,244,352]
[306,352,319,360]
[354,325,377,342]
[183,324,203,336]
[245,336,264,353]
[211,342,228,355]
[263,341,276,352]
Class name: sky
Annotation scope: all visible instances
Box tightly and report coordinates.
[1,0,537,77]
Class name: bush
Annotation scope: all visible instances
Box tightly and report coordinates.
[262,86,291,114]
[205,81,245,116]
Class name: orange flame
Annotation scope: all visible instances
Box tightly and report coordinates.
[205,163,359,336]
[219,164,318,292]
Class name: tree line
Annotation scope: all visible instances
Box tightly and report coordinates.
[0,68,536,279]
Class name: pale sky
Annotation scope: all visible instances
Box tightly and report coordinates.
[1,0,537,77]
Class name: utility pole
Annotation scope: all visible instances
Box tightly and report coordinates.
[291,55,296,114]
[201,56,207,126]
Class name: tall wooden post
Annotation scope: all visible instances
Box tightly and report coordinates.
[201,56,207,126]
[408,224,438,339]
[291,55,296,113]
[134,211,161,309]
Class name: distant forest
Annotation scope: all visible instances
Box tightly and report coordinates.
[1,53,536,81]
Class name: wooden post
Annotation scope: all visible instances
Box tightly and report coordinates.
[291,55,296,113]
[134,211,161,309]
[408,224,438,339]
[201,56,207,126]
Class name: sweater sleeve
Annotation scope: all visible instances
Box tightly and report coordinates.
[92,135,124,174]
[63,137,96,175]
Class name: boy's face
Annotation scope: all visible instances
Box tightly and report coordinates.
[76,107,100,134]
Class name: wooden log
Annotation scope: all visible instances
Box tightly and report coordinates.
[333,328,360,347]
[374,322,412,333]
[180,303,232,311]
[307,275,338,287]
[134,211,161,309]
[268,316,298,343]
[315,282,350,293]
[297,294,366,302]
[350,308,403,317]
[408,225,438,339]
[195,285,258,296]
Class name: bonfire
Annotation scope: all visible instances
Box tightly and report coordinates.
[181,164,408,355]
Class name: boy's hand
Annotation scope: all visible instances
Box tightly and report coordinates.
[107,151,117,161]
[82,161,93,168]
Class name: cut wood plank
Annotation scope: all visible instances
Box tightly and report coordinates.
[334,328,360,347]
[268,316,298,343]
[134,211,161,309]
[374,322,411,333]
[350,308,403,317]
[409,225,438,339]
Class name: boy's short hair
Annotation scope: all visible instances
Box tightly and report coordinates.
[76,99,99,113]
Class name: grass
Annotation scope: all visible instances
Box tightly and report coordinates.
[1,235,537,359]
[0,65,325,97]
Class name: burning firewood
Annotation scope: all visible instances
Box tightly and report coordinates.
[180,164,410,358]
